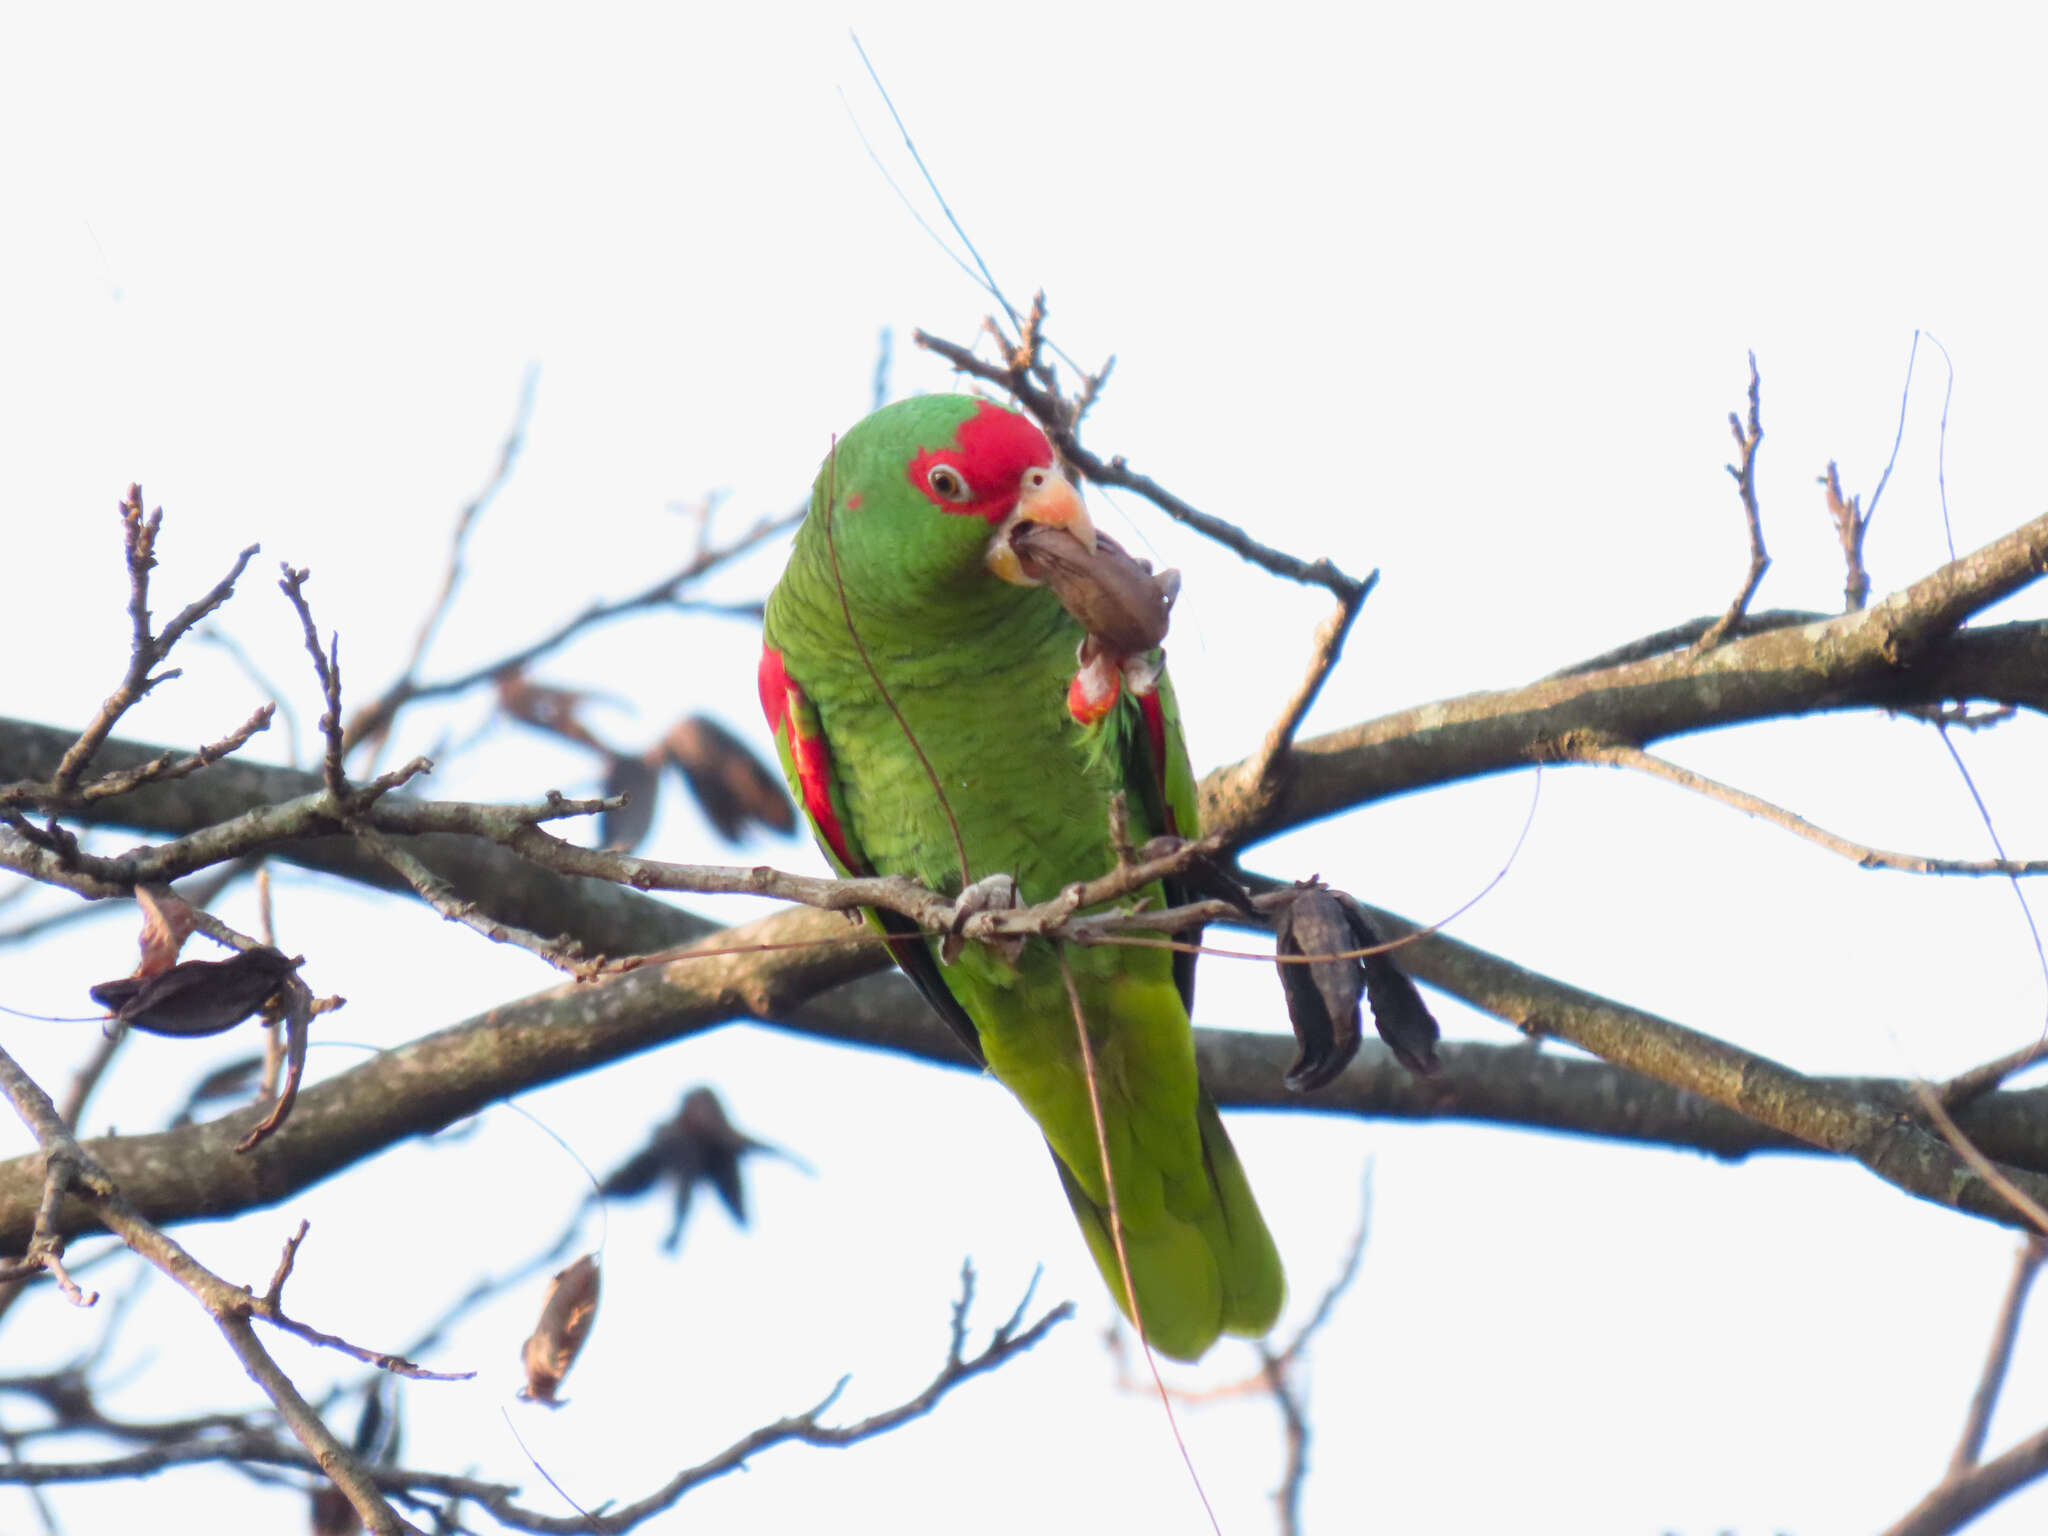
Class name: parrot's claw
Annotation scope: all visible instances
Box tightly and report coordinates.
[942,873,1025,965]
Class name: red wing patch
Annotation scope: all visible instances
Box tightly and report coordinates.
[758,645,859,872]
[1136,688,1178,836]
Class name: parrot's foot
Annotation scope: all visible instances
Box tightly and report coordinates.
[942,873,1024,965]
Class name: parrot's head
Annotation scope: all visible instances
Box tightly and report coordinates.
[805,393,1094,619]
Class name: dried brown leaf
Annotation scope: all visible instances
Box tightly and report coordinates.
[133,884,199,977]
[309,1486,360,1536]
[88,947,301,1038]
[601,1086,805,1254]
[520,1253,601,1406]
[497,671,604,750]
[661,715,797,843]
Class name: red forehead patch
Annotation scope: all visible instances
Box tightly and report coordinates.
[907,400,1055,524]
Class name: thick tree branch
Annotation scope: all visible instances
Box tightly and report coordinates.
[0,508,2041,1253]
[7,620,2047,961]
[1350,902,2048,1229]
[10,891,2048,1249]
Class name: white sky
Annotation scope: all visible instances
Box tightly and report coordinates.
[4,4,2048,1533]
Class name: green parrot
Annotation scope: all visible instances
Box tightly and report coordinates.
[759,393,1283,1361]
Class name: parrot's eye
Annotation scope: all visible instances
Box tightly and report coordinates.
[1021,466,1051,492]
[926,465,973,503]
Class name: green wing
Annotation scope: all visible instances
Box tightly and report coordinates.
[758,640,986,1066]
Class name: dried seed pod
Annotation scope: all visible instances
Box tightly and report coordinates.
[1274,886,1365,1091]
[88,947,301,1038]
[520,1253,601,1406]
[1012,525,1175,656]
[1274,885,1441,1089]
[1338,892,1443,1079]
[661,715,798,843]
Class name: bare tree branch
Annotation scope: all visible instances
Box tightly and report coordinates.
[0,1042,445,1533]
[1576,741,2048,876]
[916,319,1369,602]
[339,506,802,753]
[40,489,260,797]
[1821,460,1874,612]
[1694,351,1769,653]
[1884,1421,2048,1536]
[1950,1236,2047,1476]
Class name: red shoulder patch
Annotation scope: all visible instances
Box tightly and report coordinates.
[759,644,859,871]
[757,644,792,731]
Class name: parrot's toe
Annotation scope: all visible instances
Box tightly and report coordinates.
[942,872,1024,964]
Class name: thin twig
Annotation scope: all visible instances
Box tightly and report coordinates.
[1941,1039,2048,1111]
[1883,1420,2048,1536]
[1548,609,1825,677]
[1933,724,2048,1030]
[1694,353,1768,653]
[50,489,260,794]
[361,367,541,772]
[1257,1344,1308,1536]
[57,1030,127,1133]
[1923,331,1958,561]
[199,625,303,765]
[234,981,338,1154]
[1866,330,1921,531]
[277,566,348,800]
[1819,461,1872,612]
[0,1041,437,1532]
[1911,1081,2048,1235]
[66,704,275,806]
[340,508,800,752]
[916,324,1366,601]
[1950,1236,2047,1475]
[351,820,590,973]
[1241,583,1375,806]
[1578,741,2048,876]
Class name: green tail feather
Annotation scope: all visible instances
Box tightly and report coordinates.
[1052,1092,1285,1362]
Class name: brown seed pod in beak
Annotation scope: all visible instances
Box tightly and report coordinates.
[987,470,1096,585]
[1011,524,1176,657]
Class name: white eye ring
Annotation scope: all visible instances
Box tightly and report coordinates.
[927,465,973,503]
[1021,466,1051,492]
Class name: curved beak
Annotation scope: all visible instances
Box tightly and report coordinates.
[987,472,1097,586]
